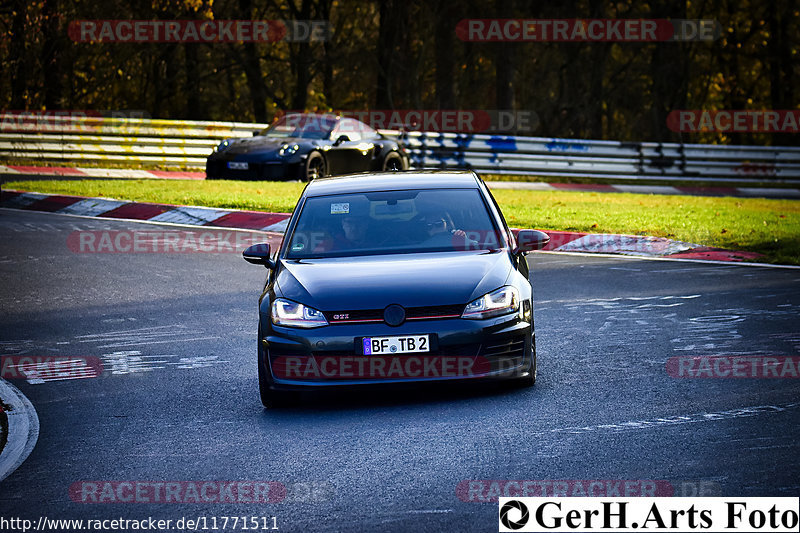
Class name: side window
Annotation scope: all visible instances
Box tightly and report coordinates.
[359,121,378,139]
[340,119,362,142]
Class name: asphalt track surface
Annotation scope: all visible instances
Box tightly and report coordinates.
[0,209,798,532]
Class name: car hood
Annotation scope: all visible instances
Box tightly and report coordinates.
[275,250,512,310]
[219,136,315,156]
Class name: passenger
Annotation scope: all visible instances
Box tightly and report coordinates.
[339,214,371,248]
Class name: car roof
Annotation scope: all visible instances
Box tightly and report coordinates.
[303,170,481,196]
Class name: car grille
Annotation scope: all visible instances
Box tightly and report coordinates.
[480,338,526,358]
[325,304,465,325]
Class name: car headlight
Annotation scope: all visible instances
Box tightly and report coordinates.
[279,143,299,157]
[216,139,230,152]
[462,286,520,320]
[271,298,328,328]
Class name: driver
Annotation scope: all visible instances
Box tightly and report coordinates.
[418,211,469,248]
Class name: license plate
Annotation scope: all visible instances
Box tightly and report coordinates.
[362,335,430,355]
[227,161,249,170]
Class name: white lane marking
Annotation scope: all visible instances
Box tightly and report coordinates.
[535,250,800,270]
[647,266,740,273]
[550,403,800,436]
[93,337,220,349]
[770,333,800,352]
[0,379,40,482]
[537,295,702,305]
[671,313,746,353]
[9,358,100,384]
[74,325,219,348]
[101,350,230,375]
[0,340,36,355]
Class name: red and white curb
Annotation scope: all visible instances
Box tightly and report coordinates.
[0,165,204,180]
[0,379,40,482]
[486,181,800,199]
[2,165,800,199]
[1,190,290,233]
[0,189,766,262]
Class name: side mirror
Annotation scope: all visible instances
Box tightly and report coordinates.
[333,135,350,146]
[515,230,550,254]
[243,243,275,268]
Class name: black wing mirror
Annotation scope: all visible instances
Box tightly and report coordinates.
[333,135,350,146]
[243,243,275,268]
[515,230,550,254]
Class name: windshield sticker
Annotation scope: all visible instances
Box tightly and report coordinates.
[291,242,305,251]
[331,203,350,215]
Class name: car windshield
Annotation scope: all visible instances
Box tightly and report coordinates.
[260,114,337,140]
[286,189,504,259]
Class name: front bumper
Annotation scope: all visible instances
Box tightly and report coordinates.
[260,314,532,390]
[206,158,302,180]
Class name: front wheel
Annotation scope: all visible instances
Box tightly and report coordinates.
[304,152,326,182]
[258,340,292,408]
[513,332,537,388]
[382,152,406,171]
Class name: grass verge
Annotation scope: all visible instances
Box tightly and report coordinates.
[3,159,796,188]
[3,178,799,265]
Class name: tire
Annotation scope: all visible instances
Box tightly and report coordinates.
[517,334,537,387]
[304,152,326,182]
[382,152,405,171]
[513,327,537,388]
[258,338,291,408]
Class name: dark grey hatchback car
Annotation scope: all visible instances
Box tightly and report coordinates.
[243,170,549,407]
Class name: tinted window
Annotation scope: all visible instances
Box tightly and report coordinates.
[332,119,362,142]
[331,118,378,142]
[261,114,337,140]
[286,189,503,259]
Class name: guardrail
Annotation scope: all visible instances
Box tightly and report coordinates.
[0,114,268,168]
[2,114,799,184]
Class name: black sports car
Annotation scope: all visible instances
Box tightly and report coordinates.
[206,113,409,181]
[242,170,550,407]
